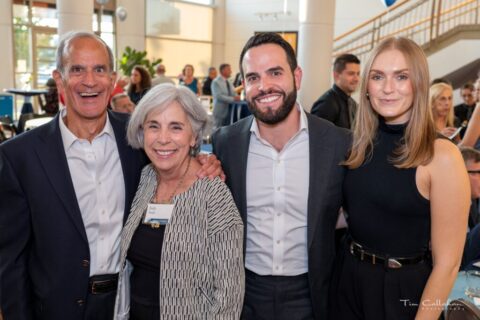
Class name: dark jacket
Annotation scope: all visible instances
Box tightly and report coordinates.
[0,111,147,319]
[212,114,351,319]
[310,84,355,129]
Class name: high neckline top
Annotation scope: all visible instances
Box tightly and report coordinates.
[343,118,431,256]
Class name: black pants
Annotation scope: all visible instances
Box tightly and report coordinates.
[332,244,432,320]
[241,269,314,320]
[84,290,116,320]
[84,274,117,320]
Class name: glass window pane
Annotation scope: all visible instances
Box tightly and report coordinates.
[92,13,114,33]
[14,26,32,74]
[13,4,29,25]
[146,0,213,41]
[146,38,212,78]
[32,6,58,28]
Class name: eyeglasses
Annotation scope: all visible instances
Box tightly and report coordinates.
[468,170,480,175]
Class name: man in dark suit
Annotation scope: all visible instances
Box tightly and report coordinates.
[0,31,148,319]
[455,82,476,125]
[310,53,360,129]
[212,32,350,320]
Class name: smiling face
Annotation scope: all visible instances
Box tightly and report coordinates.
[367,49,414,124]
[143,101,196,176]
[242,43,301,125]
[432,87,453,119]
[53,37,116,124]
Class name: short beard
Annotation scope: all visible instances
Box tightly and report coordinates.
[247,89,297,125]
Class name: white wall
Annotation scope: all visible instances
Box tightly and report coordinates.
[223,0,388,82]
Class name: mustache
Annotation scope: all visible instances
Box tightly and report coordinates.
[252,89,285,101]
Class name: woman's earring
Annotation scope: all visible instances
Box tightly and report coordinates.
[366,92,370,100]
[189,145,197,157]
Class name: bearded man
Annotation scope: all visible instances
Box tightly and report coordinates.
[212,32,351,320]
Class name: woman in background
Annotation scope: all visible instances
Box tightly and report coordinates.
[430,82,461,142]
[179,64,200,95]
[114,84,244,320]
[334,36,469,320]
[128,65,152,105]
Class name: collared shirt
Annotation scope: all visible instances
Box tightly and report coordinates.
[59,108,125,276]
[245,103,310,275]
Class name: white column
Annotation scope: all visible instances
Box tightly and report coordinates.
[297,0,335,111]
[57,0,93,36]
[115,0,145,73]
[0,0,14,90]
[212,0,226,70]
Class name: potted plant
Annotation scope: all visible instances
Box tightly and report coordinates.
[118,46,162,77]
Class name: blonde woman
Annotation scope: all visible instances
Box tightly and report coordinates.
[430,82,461,141]
[333,37,470,319]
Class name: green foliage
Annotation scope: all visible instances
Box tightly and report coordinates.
[118,46,162,77]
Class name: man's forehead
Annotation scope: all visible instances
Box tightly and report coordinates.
[243,44,288,70]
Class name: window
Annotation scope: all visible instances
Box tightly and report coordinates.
[146,0,214,79]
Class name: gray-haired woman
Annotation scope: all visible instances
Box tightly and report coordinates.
[114,84,244,320]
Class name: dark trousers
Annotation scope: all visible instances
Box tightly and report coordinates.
[84,274,117,320]
[241,269,314,320]
[332,244,432,320]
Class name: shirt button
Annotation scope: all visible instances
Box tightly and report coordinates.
[276,187,281,191]
[100,236,104,240]
[277,213,281,217]
[77,299,85,306]
[102,210,106,215]
[275,266,279,270]
[81,259,89,267]
[276,240,280,244]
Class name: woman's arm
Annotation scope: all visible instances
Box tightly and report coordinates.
[416,140,470,319]
[461,102,480,147]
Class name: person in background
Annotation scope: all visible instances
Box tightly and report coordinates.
[114,84,244,319]
[455,82,476,125]
[202,66,217,96]
[430,82,461,142]
[212,32,350,320]
[211,63,240,129]
[460,147,480,229]
[461,78,480,148]
[111,76,129,97]
[460,147,480,269]
[179,64,200,95]
[151,64,174,87]
[310,53,360,129]
[334,36,469,319]
[128,65,151,105]
[111,93,134,114]
[38,77,59,116]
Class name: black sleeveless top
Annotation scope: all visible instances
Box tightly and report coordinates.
[343,119,431,256]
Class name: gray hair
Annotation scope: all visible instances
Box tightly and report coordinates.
[56,31,115,75]
[127,83,209,155]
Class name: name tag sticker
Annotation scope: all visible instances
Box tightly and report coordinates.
[145,203,174,225]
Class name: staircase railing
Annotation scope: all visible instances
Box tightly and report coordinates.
[333,0,480,61]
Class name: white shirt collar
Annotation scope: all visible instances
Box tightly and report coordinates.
[59,107,115,150]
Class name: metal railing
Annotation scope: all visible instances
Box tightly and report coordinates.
[333,0,480,61]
